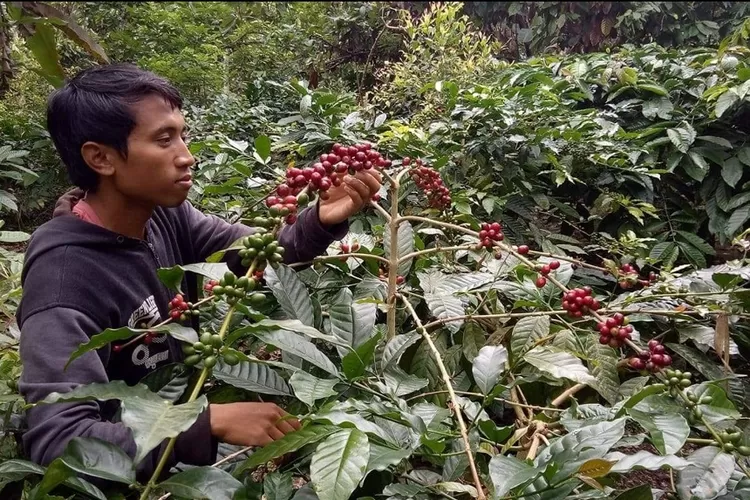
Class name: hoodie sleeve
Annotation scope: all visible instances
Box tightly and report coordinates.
[182,201,348,268]
[19,307,217,483]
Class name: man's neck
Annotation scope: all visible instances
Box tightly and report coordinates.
[85,188,154,240]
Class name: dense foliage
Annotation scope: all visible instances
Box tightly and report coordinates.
[1,1,750,499]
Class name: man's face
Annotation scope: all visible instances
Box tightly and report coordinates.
[110,94,195,208]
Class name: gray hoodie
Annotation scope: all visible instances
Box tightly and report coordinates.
[17,191,346,482]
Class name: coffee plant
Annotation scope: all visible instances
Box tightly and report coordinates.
[0,138,748,500]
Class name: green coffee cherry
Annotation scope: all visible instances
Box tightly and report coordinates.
[298,192,310,205]
[200,332,212,345]
[250,293,266,306]
[669,377,680,386]
[236,277,249,290]
[204,356,217,369]
[210,334,223,349]
[680,379,692,387]
[184,354,201,366]
[223,352,240,366]
[182,344,196,355]
[193,341,205,351]
[701,396,713,404]
[738,446,750,456]
[724,442,735,452]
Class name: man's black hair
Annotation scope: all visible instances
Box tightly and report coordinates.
[46,63,183,191]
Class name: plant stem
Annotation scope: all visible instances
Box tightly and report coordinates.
[399,215,477,238]
[369,199,392,221]
[400,295,486,500]
[551,383,586,407]
[139,258,259,500]
[686,438,716,445]
[386,176,401,340]
[422,310,565,331]
[398,244,476,264]
[527,249,608,273]
[406,390,565,412]
[288,252,390,268]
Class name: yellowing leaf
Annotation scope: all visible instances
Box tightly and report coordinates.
[578,458,614,478]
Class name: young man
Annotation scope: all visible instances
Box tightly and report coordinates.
[17,64,382,482]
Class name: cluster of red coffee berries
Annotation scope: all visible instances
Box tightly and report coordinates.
[628,339,672,372]
[534,260,561,288]
[618,263,659,290]
[340,241,360,254]
[204,279,219,295]
[169,294,199,321]
[477,222,504,249]
[268,143,389,224]
[561,287,601,317]
[408,158,451,209]
[597,313,633,348]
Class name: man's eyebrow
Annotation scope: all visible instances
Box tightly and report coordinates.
[152,123,187,136]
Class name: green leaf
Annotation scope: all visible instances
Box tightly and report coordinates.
[60,437,135,485]
[66,323,197,368]
[675,231,716,255]
[158,466,243,500]
[253,329,338,375]
[381,333,420,372]
[228,319,339,346]
[715,89,739,118]
[0,459,46,490]
[238,426,338,473]
[686,382,741,425]
[265,264,315,326]
[254,135,272,162]
[677,241,707,269]
[613,484,653,500]
[471,345,508,395]
[607,450,690,473]
[0,230,30,243]
[667,127,695,153]
[587,341,620,405]
[24,23,65,87]
[121,396,208,464]
[310,429,370,500]
[677,447,735,499]
[140,363,190,403]
[366,444,411,474]
[29,458,75,500]
[329,289,376,350]
[722,158,744,187]
[510,316,550,361]
[157,263,229,292]
[382,366,428,397]
[383,221,414,275]
[290,371,338,407]
[423,293,464,334]
[462,322,486,362]
[523,347,596,385]
[628,409,689,455]
[649,241,675,262]
[726,204,750,236]
[264,472,294,500]
[478,421,514,444]
[488,454,540,498]
[637,83,667,96]
[738,147,750,167]
[341,330,381,380]
[40,380,163,405]
[213,359,291,396]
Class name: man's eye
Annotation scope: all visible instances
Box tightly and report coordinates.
[157,137,171,146]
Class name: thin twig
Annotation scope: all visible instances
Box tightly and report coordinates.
[288,252,390,268]
[369,199,392,221]
[405,390,565,412]
[400,295,486,500]
[551,383,586,407]
[398,244,476,264]
[386,176,401,340]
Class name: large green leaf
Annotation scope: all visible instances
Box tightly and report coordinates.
[677,446,735,499]
[140,363,190,403]
[686,382,741,425]
[120,395,208,464]
[237,426,338,472]
[366,444,411,474]
[605,450,691,473]
[726,204,750,236]
[381,333,420,372]
[40,380,163,405]
[523,346,596,385]
[613,485,653,500]
[67,323,198,368]
[0,458,106,500]
[488,454,540,498]
[157,262,230,292]
[471,345,508,395]
[253,329,338,375]
[60,437,135,485]
[254,135,272,162]
[23,22,65,87]
[310,428,370,500]
[158,466,243,500]
[629,410,689,456]
[265,264,315,326]
[213,359,291,396]
[722,157,744,187]
[423,293,465,334]
[382,366,429,397]
[329,289,376,350]
[510,316,550,361]
[341,330,381,380]
[715,89,739,117]
[264,472,294,500]
[227,319,340,346]
[290,371,339,406]
[586,341,620,404]
[384,221,414,275]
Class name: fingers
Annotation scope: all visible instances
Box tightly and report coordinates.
[343,184,365,208]
[355,169,382,191]
[267,426,285,441]
[276,419,297,435]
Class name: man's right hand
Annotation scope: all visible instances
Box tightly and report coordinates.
[209,402,301,446]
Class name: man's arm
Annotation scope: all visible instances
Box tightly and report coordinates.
[182,201,348,266]
[19,307,216,483]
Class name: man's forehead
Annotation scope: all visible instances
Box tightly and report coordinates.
[132,94,184,130]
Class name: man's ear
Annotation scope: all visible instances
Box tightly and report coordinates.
[81,142,118,177]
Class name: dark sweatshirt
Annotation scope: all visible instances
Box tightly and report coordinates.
[17,192,346,482]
